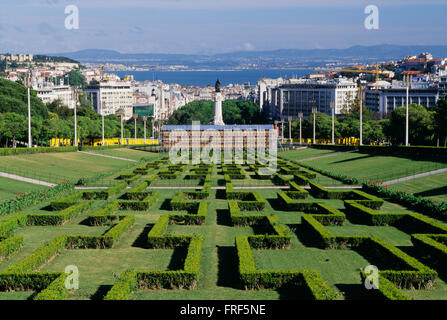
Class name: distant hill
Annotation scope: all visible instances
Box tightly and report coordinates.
[33,55,80,64]
[43,45,447,69]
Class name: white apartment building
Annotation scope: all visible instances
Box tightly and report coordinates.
[262,78,358,119]
[35,85,76,109]
[84,81,133,119]
[364,80,440,116]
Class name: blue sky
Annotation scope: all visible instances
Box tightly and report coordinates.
[0,0,446,54]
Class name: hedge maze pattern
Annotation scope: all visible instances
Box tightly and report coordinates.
[0,155,446,300]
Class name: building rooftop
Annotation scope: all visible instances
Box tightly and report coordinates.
[161,124,273,131]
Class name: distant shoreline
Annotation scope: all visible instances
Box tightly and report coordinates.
[106,68,316,86]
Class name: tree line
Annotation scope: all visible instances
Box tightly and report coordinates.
[284,96,447,146]
[0,79,150,147]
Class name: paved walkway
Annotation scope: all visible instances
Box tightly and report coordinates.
[299,150,357,162]
[77,151,138,162]
[0,172,56,187]
[382,167,447,186]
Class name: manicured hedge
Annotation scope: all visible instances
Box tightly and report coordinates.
[344,201,406,226]
[359,271,410,300]
[359,237,438,289]
[67,216,135,249]
[0,146,78,156]
[301,214,337,249]
[27,201,91,226]
[87,202,119,226]
[106,237,203,295]
[0,236,23,260]
[50,191,83,210]
[235,235,337,299]
[33,274,69,300]
[411,234,447,266]
[344,200,447,234]
[4,236,67,273]
[0,214,27,236]
[103,270,137,300]
[235,192,266,211]
[363,183,447,221]
[116,192,159,211]
[0,271,63,292]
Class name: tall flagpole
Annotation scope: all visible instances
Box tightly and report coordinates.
[27,72,32,148]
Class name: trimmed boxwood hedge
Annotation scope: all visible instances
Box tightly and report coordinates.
[359,271,411,300]
[235,235,337,299]
[0,236,23,260]
[116,192,159,211]
[105,237,203,298]
[411,234,447,267]
[27,201,91,226]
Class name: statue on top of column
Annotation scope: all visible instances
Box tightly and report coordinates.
[215,79,221,93]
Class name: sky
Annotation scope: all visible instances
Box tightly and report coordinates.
[0,0,446,55]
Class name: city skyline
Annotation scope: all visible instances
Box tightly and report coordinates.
[1,0,447,55]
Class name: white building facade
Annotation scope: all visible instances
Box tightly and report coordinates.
[35,85,76,109]
[262,78,358,119]
[84,81,133,119]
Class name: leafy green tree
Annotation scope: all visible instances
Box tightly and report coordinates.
[167,100,265,125]
[0,112,27,147]
[385,104,435,145]
[66,69,86,87]
[433,96,447,146]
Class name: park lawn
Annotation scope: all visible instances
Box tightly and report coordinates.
[0,151,142,184]
[85,148,161,161]
[390,171,447,203]
[2,161,447,300]
[279,148,337,161]
[285,149,447,182]
[0,176,49,201]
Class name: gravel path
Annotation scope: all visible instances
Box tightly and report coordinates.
[0,172,56,187]
[77,151,138,162]
[382,167,447,186]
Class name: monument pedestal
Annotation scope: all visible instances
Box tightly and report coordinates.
[213,92,225,125]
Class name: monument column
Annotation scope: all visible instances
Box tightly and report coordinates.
[213,79,225,125]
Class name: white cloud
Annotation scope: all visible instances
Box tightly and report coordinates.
[244,42,255,51]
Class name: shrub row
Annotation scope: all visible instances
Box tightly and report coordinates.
[50,191,83,210]
[363,183,447,221]
[344,201,447,234]
[66,216,135,249]
[411,234,447,266]
[235,192,266,211]
[82,181,128,200]
[33,273,69,300]
[0,236,23,260]
[0,214,28,236]
[0,271,64,293]
[0,182,75,217]
[235,236,337,299]
[359,272,411,300]
[276,191,309,211]
[27,201,91,226]
[299,215,437,289]
[105,237,203,298]
[308,182,384,208]
[116,192,159,211]
[4,236,67,273]
[87,202,119,226]
[0,146,78,156]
